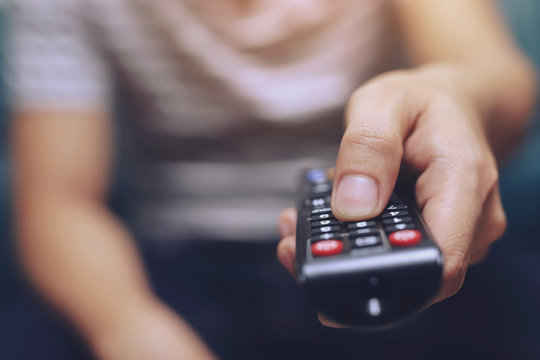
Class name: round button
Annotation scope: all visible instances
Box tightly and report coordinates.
[311,240,344,257]
[305,169,327,183]
[389,230,422,246]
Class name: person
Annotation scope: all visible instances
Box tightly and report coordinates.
[8,0,537,359]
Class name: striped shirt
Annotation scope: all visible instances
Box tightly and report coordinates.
[8,0,396,242]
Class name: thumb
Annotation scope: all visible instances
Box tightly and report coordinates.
[331,87,415,221]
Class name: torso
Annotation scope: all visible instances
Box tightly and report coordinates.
[83,0,396,241]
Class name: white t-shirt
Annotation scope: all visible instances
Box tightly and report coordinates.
[9,0,396,242]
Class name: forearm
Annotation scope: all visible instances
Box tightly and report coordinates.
[16,197,215,359]
[12,110,215,359]
[394,0,538,159]
[16,194,155,342]
[411,59,537,159]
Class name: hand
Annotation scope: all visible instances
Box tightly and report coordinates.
[89,298,216,360]
[278,64,507,324]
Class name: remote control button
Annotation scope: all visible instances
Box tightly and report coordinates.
[389,230,422,246]
[367,298,382,317]
[385,204,408,211]
[310,193,331,200]
[310,198,327,207]
[352,235,382,248]
[311,183,332,194]
[349,228,379,237]
[311,194,331,200]
[312,219,339,227]
[382,210,409,218]
[305,169,328,184]
[311,240,344,257]
[311,207,332,215]
[368,276,380,287]
[311,213,335,221]
[312,233,342,242]
[385,223,416,233]
[383,217,412,225]
[346,221,377,230]
[311,225,341,235]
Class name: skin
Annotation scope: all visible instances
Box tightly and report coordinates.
[12,0,537,357]
[12,111,216,360]
[277,0,537,326]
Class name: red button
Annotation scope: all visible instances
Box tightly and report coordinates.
[389,230,422,246]
[311,240,344,257]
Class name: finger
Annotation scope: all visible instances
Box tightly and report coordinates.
[415,162,484,302]
[469,186,505,265]
[471,185,507,255]
[470,247,490,265]
[401,98,498,302]
[278,208,297,238]
[326,167,335,180]
[277,236,296,276]
[277,209,298,276]
[332,82,420,221]
[318,314,347,328]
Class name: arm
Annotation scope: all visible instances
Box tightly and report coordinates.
[278,0,537,317]
[12,110,215,359]
[393,0,538,158]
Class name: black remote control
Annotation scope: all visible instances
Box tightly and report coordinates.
[295,168,443,328]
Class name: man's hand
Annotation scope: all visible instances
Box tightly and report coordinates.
[277,0,537,326]
[277,65,510,325]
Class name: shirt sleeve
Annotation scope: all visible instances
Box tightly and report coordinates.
[7,0,111,111]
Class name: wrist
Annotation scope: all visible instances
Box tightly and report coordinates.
[412,60,536,158]
[415,59,536,124]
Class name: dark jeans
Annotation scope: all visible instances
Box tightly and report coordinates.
[1,237,539,360]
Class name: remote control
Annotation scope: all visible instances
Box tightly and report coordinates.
[295,168,443,328]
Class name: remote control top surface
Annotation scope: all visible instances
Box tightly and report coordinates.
[295,168,443,328]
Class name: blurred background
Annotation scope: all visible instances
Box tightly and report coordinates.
[0,0,539,359]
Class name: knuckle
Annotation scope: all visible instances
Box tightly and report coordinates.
[432,145,482,176]
[460,148,486,171]
[470,248,489,264]
[457,149,498,187]
[496,210,508,237]
[343,122,401,158]
[488,208,507,242]
[480,161,500,202]
[441,251,468,299]
[473,149,499,184]
[432,88,460,107]
[484,162,499,188]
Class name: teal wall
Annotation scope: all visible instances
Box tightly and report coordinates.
[495,0,540,238]
[498,0,540,69]
[0,6,17,286]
